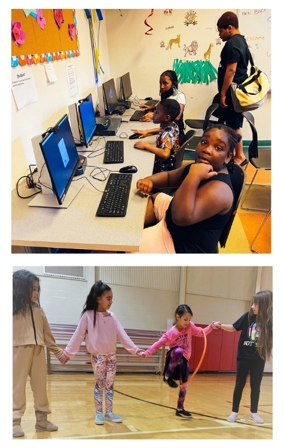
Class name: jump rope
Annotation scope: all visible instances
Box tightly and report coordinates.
[114,329,271,429]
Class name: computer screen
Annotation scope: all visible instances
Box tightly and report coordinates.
[77,93,97,147]
[39,114,79,205]
[102,78,119,115]
[121,72,132,100]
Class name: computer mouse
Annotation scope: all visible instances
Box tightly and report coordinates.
[129,133,141,140]
[145,97,153,100]
[119,165,138,174]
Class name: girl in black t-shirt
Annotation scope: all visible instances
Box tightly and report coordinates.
[220,290,272,423]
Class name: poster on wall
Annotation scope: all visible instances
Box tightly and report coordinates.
[11,65,38,110]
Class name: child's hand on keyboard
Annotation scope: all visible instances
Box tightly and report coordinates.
[140,112,154,122]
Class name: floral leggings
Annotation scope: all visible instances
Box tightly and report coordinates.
[91,353,116,414]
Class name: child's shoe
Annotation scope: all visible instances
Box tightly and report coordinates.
[95,413,105,425]
[13,419,24,437]
[35,411,58,431]
[227,412,238,422]
[163,376,178,388]
[104,412,123,423]
[250,413,264,423]
[175,409,192,418]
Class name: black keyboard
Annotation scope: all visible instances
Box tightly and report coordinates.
[96,173,132,217]
[144,99,158,106]
[129,110,147,121]
[103,140,124,163]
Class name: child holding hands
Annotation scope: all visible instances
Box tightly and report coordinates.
[13,269,63,438]
[142,304,220,418]
[220,290,272,423]
[60,280,145,425]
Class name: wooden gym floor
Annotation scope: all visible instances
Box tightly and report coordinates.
[18,372,272,440]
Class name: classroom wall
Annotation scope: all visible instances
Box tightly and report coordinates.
[11,8,271,190]
[11,10,109,189]
[105,9,271,140]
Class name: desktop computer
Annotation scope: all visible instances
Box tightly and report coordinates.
[94,116,122,136]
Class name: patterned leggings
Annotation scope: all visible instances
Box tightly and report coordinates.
[165,347,189,410]
[91,353,116,414]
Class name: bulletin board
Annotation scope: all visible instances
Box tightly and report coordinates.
[238,9,271,84]
[11,9,80,65]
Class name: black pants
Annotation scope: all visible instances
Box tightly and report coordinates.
[232,357,265,413]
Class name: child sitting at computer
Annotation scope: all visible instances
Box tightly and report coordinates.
[131,99,180,173]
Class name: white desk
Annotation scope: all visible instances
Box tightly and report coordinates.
[12,119,155,252]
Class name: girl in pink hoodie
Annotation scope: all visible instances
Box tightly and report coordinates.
[60,280,145,425]
[144,304,220,418]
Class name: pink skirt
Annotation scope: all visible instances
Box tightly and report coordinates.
[139,193,176,253]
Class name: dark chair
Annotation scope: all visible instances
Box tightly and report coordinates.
[184,102,222,151]
[174,130,196,169]
[185,102,220,132]
[219,163,246,248]
[241,111,271,211]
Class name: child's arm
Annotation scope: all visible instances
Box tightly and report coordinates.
[170,163,233,226]
[136,164,185,195]
[134,141,171,160]
[61,315,88,360]
[220,324,236,332]
[131,128,159,138]
[114,315,147,356]
[42,311,63,359]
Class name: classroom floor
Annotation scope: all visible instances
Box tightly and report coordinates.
[16,372,273,440]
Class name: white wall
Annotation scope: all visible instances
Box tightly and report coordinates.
[12,265,272,330]
[11,8,271,190]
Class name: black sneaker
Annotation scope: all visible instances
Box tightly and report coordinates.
[176,409,192,418]
[163,377,178,388]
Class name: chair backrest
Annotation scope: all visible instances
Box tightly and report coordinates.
[203,102,221,130]
[219,164,246,248]
[174,130,196,169]
[242,111,258,159]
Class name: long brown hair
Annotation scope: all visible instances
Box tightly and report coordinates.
[249,290,273,360]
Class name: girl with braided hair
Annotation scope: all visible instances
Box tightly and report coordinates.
[220,290,273,423]
[136,124,240,253]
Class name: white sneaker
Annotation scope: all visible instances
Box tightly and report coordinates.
[250,413,264,423]
[227,412,238,422]
[104,412,122,423]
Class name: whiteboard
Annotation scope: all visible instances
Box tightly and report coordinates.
[238,9,271,85]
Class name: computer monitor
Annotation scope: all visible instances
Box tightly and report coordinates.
[77,93,97,147]
[121,72,132,100]
[38,114,81,205]
[102,78,119,115]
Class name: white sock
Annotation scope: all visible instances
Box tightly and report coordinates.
[227,412,238,422]
[250,413,264,423]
